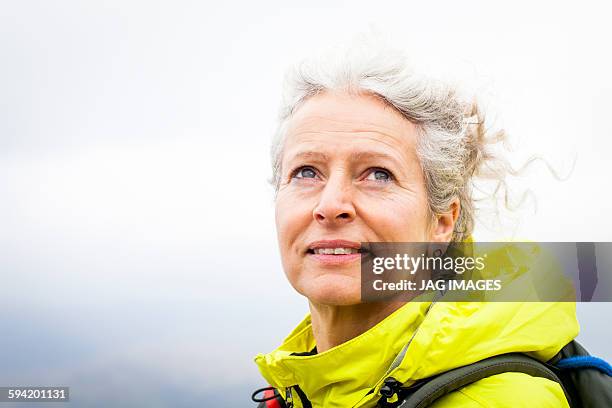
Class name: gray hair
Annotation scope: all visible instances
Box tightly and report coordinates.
[270,40,511,242]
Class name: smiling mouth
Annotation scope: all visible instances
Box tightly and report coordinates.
[305,241,372,265]
[307,247,363,255]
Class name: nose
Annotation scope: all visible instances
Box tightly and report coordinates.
[313,174,356,227]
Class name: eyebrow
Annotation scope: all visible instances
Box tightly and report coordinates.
[285,151,331,163]
[349,151,403,165]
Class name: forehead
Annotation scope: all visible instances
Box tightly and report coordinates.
[283,91,419,161]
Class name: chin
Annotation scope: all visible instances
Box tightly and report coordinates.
[298,274,362,306]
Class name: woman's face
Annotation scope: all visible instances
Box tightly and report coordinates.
[275,92,456,305]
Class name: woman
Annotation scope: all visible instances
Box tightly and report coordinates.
[253,41,578,407]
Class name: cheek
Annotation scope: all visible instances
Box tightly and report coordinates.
[275,190,312,252]
[359,190,431,241]
[275,191,315,294]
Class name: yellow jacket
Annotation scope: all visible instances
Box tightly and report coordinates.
[255,244,579,407]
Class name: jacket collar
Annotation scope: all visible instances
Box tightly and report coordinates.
[254,299,435,408]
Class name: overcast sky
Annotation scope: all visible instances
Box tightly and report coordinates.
[1,1,611,406]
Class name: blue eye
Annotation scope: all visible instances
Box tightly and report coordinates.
[294,167,317,179]
[366,168,392,182]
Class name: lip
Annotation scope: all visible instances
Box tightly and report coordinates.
[308,239,362,251]
[306,239,365,266]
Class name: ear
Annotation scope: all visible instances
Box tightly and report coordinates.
[431,198,460,242]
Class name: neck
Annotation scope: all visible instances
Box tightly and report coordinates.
[308,300,406,353]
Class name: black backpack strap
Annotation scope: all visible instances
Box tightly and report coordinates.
[552,340,612,408]
[385,353,570,408]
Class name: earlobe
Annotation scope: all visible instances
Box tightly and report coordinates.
[432,199,461,242]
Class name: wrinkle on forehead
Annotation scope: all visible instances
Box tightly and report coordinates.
[289,115,410,138]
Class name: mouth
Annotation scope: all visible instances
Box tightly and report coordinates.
[307,247,362,255]
[306,239,365,254]
[306,239,369,265]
